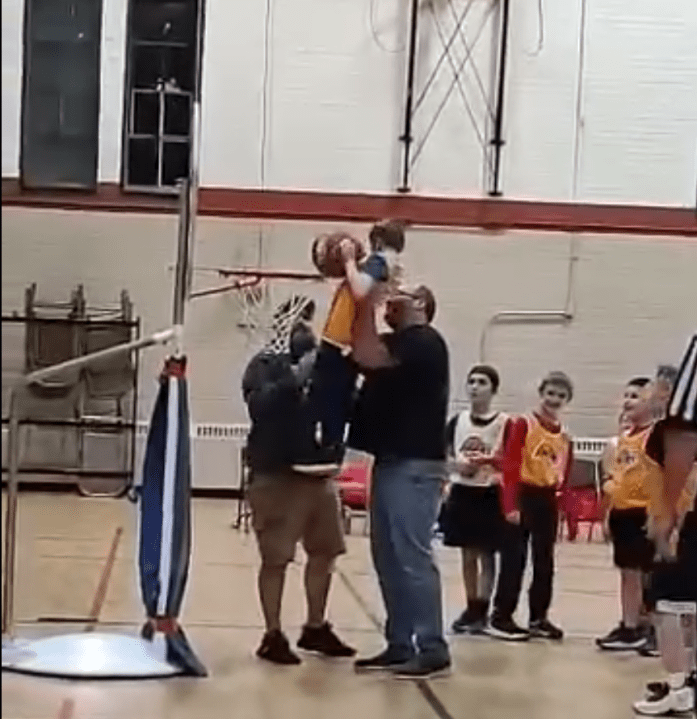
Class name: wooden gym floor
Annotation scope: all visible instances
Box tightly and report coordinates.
[2,492,659,719]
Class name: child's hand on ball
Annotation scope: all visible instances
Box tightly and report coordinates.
[340,237,357,263]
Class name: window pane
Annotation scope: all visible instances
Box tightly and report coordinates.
[133,91,160,135]
[132,0,196,43]
[164,92,190,136]
[127,137,158,186]
[162,141,189,186]
[133,43,194,91]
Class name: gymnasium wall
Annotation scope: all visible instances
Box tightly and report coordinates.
[2,0,697,204]
[2,206,696,441]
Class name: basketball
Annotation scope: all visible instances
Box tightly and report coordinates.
[311,232,365,278]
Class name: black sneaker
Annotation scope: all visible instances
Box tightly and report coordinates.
[486,616,530,642]
[529,618,564,640]
[297,622,356,657]
[637,625,660,657]
[256,629,301,665]
[355,649,414,672]
[392,656,452,679]
[451,607,477,634]
[596,624,646,651]
[453,599,489,635]
[595,623,624,648]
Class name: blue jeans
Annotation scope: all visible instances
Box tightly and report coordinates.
[370,458,450,662]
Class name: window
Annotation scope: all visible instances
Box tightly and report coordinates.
[122,0,203,192]
[20,0,103,189]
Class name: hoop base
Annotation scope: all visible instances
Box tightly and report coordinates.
[2,632,182,679]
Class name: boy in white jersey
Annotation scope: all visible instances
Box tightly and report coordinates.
[439,365,510,634]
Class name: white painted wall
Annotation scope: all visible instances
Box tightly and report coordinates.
[2,207,696,487]
[2,0,23,177]
[2,0,697,204]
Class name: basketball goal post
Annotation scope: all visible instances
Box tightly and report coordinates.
[0,176,196,677]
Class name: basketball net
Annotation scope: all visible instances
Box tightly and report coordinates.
[232,280,314,356]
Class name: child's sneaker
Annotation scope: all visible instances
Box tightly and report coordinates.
[637,625,660,657]
[486,616,530,641]
[632,679,694,716]
[529,618,564,640]
[597,623,646,651]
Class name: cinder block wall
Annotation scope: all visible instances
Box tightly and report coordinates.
[3,207,695,444]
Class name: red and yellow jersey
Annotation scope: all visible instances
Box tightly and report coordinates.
[603,425,660,510]
[519,414,571,489]
[500,413,573,515]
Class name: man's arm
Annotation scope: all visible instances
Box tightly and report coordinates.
[350,298,396,370]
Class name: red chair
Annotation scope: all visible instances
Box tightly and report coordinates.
[559,457,605,542]
[334,461,371,535]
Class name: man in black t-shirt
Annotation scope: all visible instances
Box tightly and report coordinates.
[349,285,451,678]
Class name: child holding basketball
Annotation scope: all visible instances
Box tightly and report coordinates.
[303,220,405,462]
[596,377,658,652]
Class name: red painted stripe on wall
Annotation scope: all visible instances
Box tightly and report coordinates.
[3,179,696,237]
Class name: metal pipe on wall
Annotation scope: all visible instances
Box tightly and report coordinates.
[398,0,421,192]
[478,234,578,361]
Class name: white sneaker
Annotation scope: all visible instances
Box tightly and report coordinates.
[633,681,694,716]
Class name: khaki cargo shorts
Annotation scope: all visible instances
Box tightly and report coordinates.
[247,472,346,566]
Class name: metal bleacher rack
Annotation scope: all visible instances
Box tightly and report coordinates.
[1,284,141,497]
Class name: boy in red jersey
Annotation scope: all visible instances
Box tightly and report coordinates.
[487,371,574,642]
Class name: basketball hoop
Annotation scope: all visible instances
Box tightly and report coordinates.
[189,267,325,352]
[231,278,267,332]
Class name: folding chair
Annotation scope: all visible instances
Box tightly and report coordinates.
[559,457,604,542]
[335,459,371,535]
[232,445,252,533]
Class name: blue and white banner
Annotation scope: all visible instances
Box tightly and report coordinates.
[139,356,206,676]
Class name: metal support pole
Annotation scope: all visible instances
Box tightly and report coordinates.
[398,0,421,193]
[1,328,175,642]
[173,178,191,331]
[2,392,21,638]
[488,0,510,197]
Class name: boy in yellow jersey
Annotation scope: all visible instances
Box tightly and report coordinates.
[304,221,404,464]
[487,371,574,642]
[597,377,659,651]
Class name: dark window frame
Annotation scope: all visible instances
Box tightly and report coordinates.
[120,0,205,195]
[19,0,104,190]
